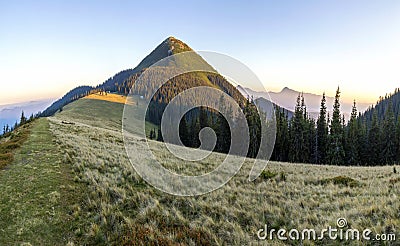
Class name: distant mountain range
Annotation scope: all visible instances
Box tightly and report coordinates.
[237,86,372,120]
[0,99,55,130]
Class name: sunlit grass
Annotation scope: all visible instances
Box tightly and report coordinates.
[48,96,400,245]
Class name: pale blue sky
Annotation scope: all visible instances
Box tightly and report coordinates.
[1,0,399,105]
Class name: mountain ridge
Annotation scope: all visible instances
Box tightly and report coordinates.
[41,37,190,116]
[41,37,242,119]
[237,86,372,120]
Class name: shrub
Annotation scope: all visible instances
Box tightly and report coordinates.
[259,170,277,181]
[319,176,362,187]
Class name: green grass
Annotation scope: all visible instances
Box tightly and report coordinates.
[48,96,400,245]
[0,118,87,245]
[1,95,399,245]
[59,94,159,138]
[320,176,363,188]
[0,123,31,169]
[259,169,277,181]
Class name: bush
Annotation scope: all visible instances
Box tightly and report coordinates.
[319,176,362,187]
[259,170,277,181]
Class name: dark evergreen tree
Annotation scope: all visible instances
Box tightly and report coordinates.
[149,129,155,140]
[301,94,311,163]
[289,94,305,162]
[190,117,201,148]
[346,101,360,165]
[316,93,328,164]
[357,116,369,165]
[368,110,381,165]
[382,101,396,164]
[396,115,400,162]
[272,106,290,162]
[179,116,189,146]
[244,98,261,158]
[327,87,345,165]
[20,111,27,125]
[199,106,210,129]
[157,128,163,142]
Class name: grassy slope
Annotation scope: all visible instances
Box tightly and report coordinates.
[61,93,159,137]
[0,123,31,169]
[49,94,400,245]
[1,93,398,245]
[0,118,86,245]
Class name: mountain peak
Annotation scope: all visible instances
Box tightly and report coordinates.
[165,36,193,54]
[133,36,194,72]
[281,87,297,93]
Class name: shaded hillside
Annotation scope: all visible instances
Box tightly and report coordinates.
[359,88,400,126]
[40,86,94,117]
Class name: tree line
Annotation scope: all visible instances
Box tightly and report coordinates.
[147,82,399,166]
[1,111,38,137]
[272,87,400,165]
[148,95,262,158]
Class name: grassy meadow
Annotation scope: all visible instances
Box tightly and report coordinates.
[0,92,399,245]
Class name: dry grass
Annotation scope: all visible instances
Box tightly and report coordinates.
[45,97,400,245]
[0,123,31,169]
[85,92,128,104]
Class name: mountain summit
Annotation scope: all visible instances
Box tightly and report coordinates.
[41,37,241,117]
[133,36,194,72]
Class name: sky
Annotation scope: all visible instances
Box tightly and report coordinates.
[1,0,399,105]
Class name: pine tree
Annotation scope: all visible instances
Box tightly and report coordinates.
[273,107,290,162]
[199,106,210,129]
[191,117,201,148]
[368,110,381,165]
[306,117,316,163]
[20,111,27,125]
[382,101,396,164]
[346,100,360,165]
[214,95,230,153]
[327,87,345,165]
[149,129,155,140]
[396,115,400,162]
[301,94,311,163]
[244,98,260,158]
[316,93,328,164]
[157,128,163,142]
[179,116,189,146]
[289,94,305,162]
[357,116,369,165]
